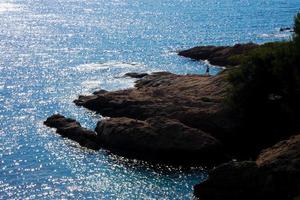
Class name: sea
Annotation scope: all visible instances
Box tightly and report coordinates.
[0,0,299,199]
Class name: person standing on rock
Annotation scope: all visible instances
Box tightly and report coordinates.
[205,65,210,75]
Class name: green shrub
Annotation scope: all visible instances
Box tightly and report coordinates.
[227,13,300,131]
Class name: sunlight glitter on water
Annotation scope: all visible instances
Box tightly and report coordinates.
[0,3,22,12]
[0,0,299,199]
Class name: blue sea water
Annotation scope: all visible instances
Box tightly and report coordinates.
[0,0,299,199]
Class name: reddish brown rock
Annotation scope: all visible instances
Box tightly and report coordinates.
[95,116,226,164]
[44,114,226,164]
[74,71,237,139]
[256,134,300,171]
[256,134,300,199]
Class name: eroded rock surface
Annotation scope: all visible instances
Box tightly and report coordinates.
[44,114,100,150]
[256,134,300,171]
[178,43,258,66]
[44,114,226,164]
[95,116,225,164]
[74,71,236,138]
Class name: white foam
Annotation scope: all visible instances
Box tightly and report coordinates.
[0,3,22,12]
[259,33,291,39]
[80,80,101,91]
[0,82,4,90]
[75,61,143,72]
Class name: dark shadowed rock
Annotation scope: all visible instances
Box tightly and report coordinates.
[124,72,149,78]
[280,27,294,32]
[194,161,261,200]
[95,116,226,164]
[194,134,300,200]
[256,134,300,199]
[178,43,258,67]
[44,114,100,150]
[93,89,108,95]
[256,134,300,171]
[44,114,227,164]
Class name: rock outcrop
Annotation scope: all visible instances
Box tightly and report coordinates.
[74,71,236,138]
[95,117,225,164]
[194,161,261,200]
[194,134,300,200]
[44,114,226,164]
[280,27,294,32]
[124,72,149,78]
[44,114,100,150]
[178,43,258,66]
[43,42,300,199]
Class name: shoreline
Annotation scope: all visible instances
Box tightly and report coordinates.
[44,43,300,199]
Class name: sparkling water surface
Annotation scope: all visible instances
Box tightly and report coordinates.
[0,0,299,199]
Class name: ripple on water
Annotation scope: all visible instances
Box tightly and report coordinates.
[0,0,299,199]
[75,61,145,72]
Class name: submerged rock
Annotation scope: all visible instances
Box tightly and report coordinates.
[92,89,108,95]
[124,72,149,78]
[280,27,294,32]
[44,114,100,150]
[178,43,258,67]
[95,116,226,164]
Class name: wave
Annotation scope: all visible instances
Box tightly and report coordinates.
[75,61,144,72]
[259,33,291,39]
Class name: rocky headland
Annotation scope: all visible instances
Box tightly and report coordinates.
[178,43,258,66]
[44,43,300,199]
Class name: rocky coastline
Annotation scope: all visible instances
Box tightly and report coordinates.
[44,43,300,199]
[178,43,258,66]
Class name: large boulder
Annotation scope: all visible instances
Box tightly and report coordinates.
[95,117,226,164]
[178,43,258,67]
[256,134,300,171]
[194,161,261,200]
[44,114,100,150]
[256,134,300,199]
[194,134,300,200]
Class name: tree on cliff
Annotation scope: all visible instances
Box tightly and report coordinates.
[294,12,300,46]
[228,12,300,135]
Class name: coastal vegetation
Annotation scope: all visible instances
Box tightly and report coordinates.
[226,14,300,148]
[228,13,300,134]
